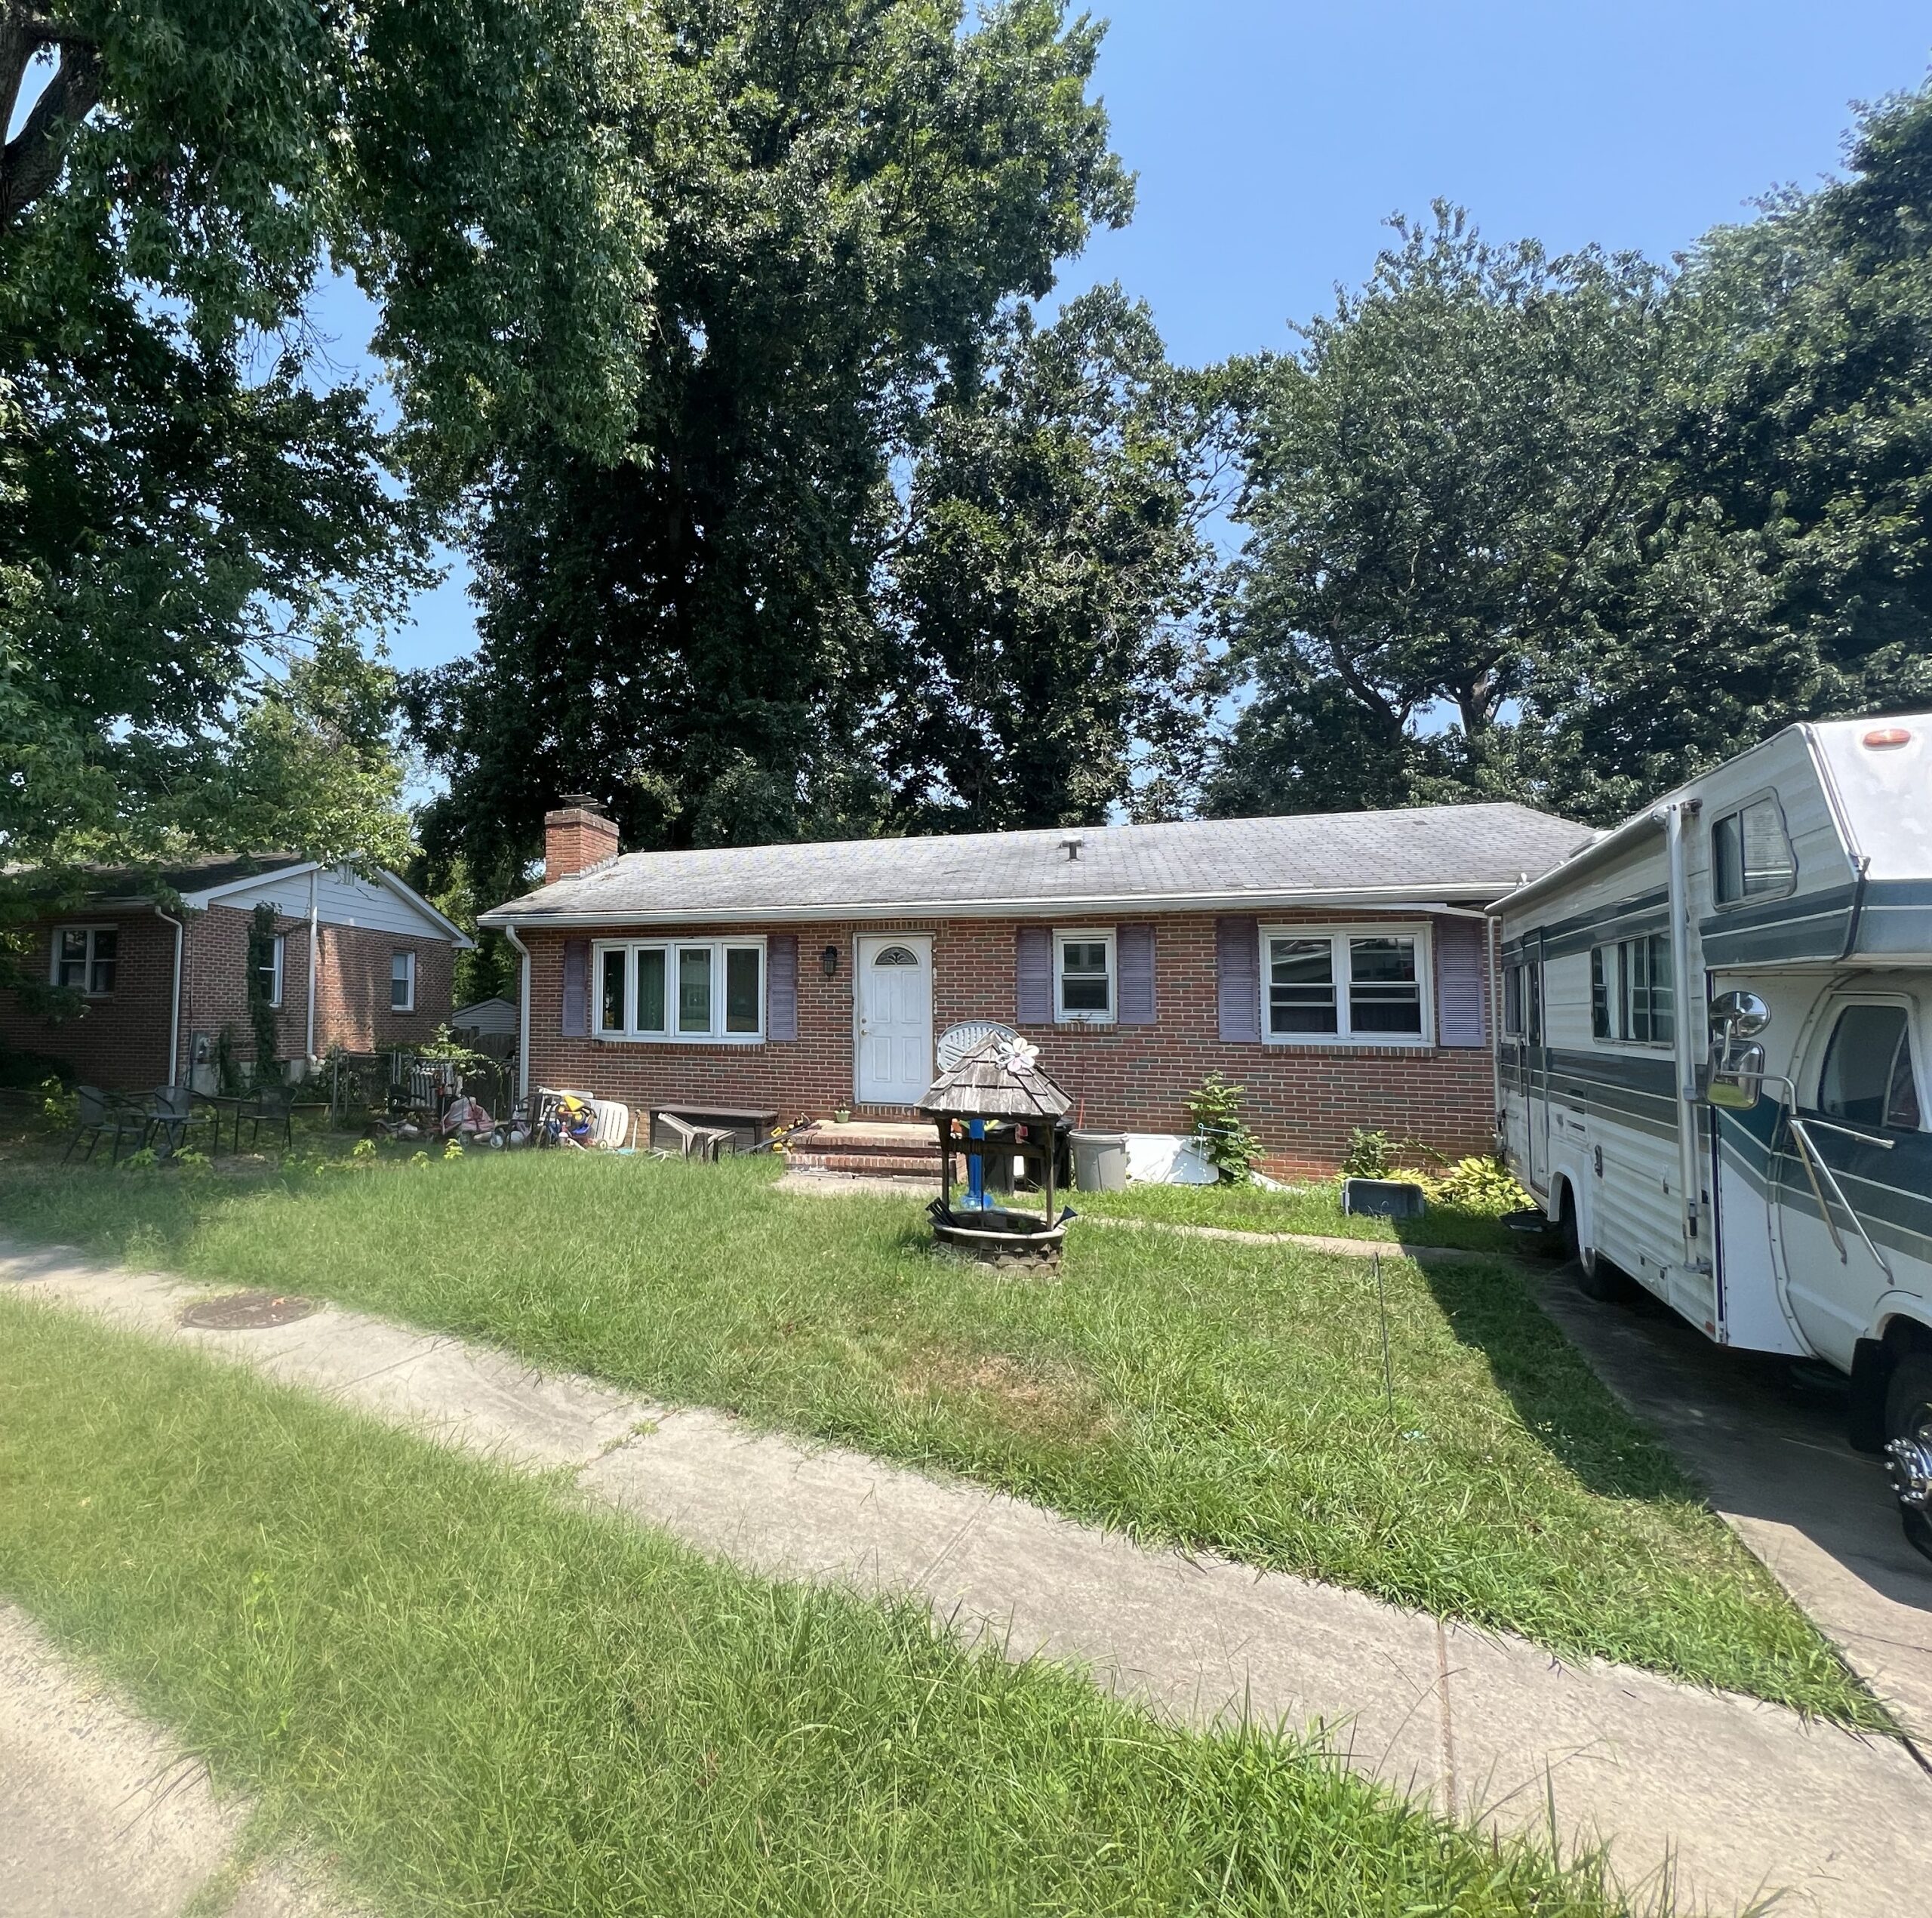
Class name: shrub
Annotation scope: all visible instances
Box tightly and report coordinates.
[1429,1154,1533,1215]
[1340,1127,1395,1181]
[1185,1073,1260,1185]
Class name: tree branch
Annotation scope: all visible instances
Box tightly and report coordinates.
[0,10,102,232]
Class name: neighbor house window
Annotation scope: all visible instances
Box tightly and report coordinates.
[257,934,286,1010]
[389,949,416,1012]
[1054,929,1115,1024]
[52,926,117,996]
[1591,933,1672,1045]
[1712,796,1797,906]
[594,939,764,1042]
[1263,928,1431,1045]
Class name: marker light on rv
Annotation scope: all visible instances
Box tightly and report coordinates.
[1862,725,1913,750]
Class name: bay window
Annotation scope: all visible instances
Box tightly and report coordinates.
[594,939,764,1042]
[1262,927,1432,1045]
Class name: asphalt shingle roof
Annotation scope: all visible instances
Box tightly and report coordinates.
[482,803,1596,926]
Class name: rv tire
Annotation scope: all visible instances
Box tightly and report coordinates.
[1562,1199,1632,1304]
[1883,1355,1932,1565]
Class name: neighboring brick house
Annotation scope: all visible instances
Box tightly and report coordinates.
[2,856,472,1092]
[481,802,1595,1179]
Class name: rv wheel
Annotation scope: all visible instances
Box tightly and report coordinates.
[1563,1202,1630,1304]
[1882,1354,1932,1565]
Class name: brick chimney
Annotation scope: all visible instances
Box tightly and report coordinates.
[544,796,620,885]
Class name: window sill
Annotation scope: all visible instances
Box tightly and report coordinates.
[1263,1035,1435,1050]
[594,1032,767,1047]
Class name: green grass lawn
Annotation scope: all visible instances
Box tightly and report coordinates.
[1066,1180,1530,1253]
[0,1299,1639,1918]
[0,1139,1876,1724]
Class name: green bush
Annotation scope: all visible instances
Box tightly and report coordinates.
[1185,1072,1260,1184]
[1339,1127,1395,1181]
[1429,1155,1532,1215]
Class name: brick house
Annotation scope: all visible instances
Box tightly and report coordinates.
[2,856,472,1092]
[481,802,1594,1179]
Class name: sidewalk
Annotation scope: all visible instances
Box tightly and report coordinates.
[0,1604,358,1918]
[5,1240,1929,1916]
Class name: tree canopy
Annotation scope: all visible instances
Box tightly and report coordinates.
[878,285,1234,833]
[406,0,1135,895]
[1208,88,1932,827]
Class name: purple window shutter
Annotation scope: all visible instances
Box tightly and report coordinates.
[1118,922,1156,1026]
[768,934,798,1041]
[1435,918,1487,1048]
[1216,916,1260,1042]
[1015,925,1053,1024]
[561,938,589,1037]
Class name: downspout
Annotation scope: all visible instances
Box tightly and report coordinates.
[505,925,531,1105]
[154,907,184,1087]
[1484,915,1503,1150]
[306,869,319,1064]
[1661,802,1705,1264]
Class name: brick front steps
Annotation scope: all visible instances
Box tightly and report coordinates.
[786,1121,941,1184]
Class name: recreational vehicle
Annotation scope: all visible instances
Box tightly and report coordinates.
[1493,716,1932,1559]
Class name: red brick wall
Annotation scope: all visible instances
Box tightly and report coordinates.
[0,906,460,1091]
[0,913,177,1091]
[181,907,457,1069]
[516,911,1500,1180]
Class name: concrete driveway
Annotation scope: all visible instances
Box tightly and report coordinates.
[1534,1266,1932,1741]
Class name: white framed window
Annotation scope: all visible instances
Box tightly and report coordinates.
[258,933,286,1010]
[52,925,118,996]
[1054,928,1115,1024]
[1261,925,1432,1046]
[1590,935,1672,1047]
[389,949,416,1012]
[594,938,764,1042]
[1712,793,1797,906]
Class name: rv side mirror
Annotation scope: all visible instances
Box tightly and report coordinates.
[1709,990,1771,1042]
[1705,1037,1767,1110]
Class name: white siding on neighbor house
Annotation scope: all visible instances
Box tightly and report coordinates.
[195,865,454,942]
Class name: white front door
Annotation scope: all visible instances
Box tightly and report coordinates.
[856,935,933,1107]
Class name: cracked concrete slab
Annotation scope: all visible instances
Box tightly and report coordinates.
[7,1242,1930,1916]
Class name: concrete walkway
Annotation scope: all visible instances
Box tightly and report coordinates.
[5,1242,1930,1918]
[1535,1276,1932,1746]
[0,1605,359,1918]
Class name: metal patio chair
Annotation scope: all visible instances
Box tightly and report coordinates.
[243,1082,297,1153]
[65,1085,148,1165]
[143,1084,220,1157]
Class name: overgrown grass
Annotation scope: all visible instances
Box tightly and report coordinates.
[0,1146,1877,1724]
[0,1299,1644,1917]
[1068,1180,1527,1253]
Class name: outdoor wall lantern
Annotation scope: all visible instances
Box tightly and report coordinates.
[820,944,840,980]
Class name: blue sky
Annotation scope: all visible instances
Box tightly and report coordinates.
[355,0,1932,674]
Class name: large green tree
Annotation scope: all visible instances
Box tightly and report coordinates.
[405,0,1131,894]
[877,285,1231,832]
[1,0,660,897]
[1211,85,1932,829]
[1203,205,1678,820]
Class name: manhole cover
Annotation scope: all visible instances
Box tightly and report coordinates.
[180,1291,318,1330]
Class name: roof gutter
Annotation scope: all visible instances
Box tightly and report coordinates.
[480,885,1516,931]
[1487,817,1651,919]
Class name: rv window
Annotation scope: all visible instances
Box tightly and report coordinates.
[1590,947,1613,1039]
[1503,963,1524,1038]
[1712,798,1796,905]
[1618,934,1674,1046]
[1818,1005,1922,1131]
